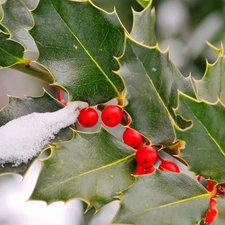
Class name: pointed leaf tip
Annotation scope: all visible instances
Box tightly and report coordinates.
[30,0,125,105]
[30,128,136,209]
[112,170,208,225]
[175,93,225,181]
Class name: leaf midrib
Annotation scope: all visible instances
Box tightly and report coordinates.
[182,98,225,157]
[50,0,121,98]
[0,46,23,62]
[124,193,208,217]
[39,153,135,192]
[128,40,173,122]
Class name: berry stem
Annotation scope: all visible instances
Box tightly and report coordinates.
[157,153,165,162]
[57,88,62,101]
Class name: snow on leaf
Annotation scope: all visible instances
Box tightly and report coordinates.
[175,92,225,181]
[30,128,136,210]
[117,36,195,145]
[112,170,209,225]
[0,101,87,166]
[30,0,125,105]
[0,91,79,175]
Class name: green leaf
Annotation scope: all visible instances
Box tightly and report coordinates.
[1,0,37,51]
[0,91,74,176]
[117,37,195,145]
[194,44,225,103]
[112,170,209,225]
[30,0,125,105]
[22,0,39,10]
[175,92,225,181]
[0,4,3,21]
[30,128,136,209]
[213,196,225,225]
[130,0,156,46]
[0,32,27,67]
[136,0,150,8]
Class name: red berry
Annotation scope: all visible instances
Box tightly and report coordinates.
[206,180,214,192]
[196,175,201,182]
[78,107,98,128]
[209,198,217,209]
[205,208,218,224]
[101,105,122,127]
[158,160,180,173]
[136,164,155,175]
[135,146,158,167]
[122,128,142,148]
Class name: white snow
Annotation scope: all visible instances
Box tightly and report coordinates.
[0,102,88,166]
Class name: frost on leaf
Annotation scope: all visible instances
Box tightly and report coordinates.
[0,102,87,166]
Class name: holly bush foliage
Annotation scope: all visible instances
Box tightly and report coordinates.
[0,0,225,224]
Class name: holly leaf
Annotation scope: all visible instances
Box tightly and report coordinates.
[117,37,195,145]
[30,0,125,105]
[1,0,37,51]
[136,0,151,8]
[175,92,225,181]
[194,44,225,103]
[30,128,136,210]
[112,170,209,225]
[130,0,156,46]
[0,32,28,67]
[0,91,74,176]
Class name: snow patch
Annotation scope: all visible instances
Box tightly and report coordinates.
[0,102,88,166]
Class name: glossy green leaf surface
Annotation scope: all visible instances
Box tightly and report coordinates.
[194,46,225,104]
[30,0,125,105]
[118,37,195,145]
[136,0,151,8]
[175,93,225,181]
[0,32,25,67]
[130,1,156,46]
[0,91,74,176]
[112,170,209,225]
[1,0,37,51]
[30,128,136,209]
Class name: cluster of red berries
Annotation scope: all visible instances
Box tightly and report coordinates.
[56,88,181,175]
[58,90,221,224]
[203,197,218,224]
[196,177,225,224]
[135,145,180,175]
[78,105,122,128]
[76,104,180,175]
